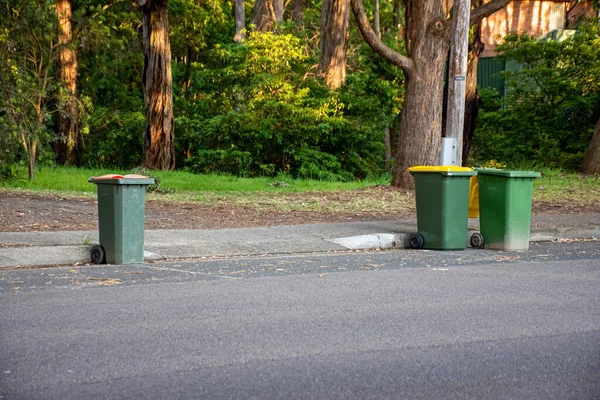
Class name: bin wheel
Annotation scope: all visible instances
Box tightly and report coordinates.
[470,232,484,249]
[409,233,424,249]
[91,245,106,264]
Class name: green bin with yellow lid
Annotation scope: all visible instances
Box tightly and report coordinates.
[408,166,476,250]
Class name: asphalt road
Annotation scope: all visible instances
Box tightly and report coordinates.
[1,241,599,399]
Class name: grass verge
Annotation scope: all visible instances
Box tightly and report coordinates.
[1,166,598,214]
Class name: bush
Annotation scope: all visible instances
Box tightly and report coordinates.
[472,22,600,171]
[186,149,252,176]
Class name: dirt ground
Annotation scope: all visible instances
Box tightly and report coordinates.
[1,189,599,232]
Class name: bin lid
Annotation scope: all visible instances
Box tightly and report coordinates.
[476,169,541,178]
[88,174,155,185]
[408,166,476,176]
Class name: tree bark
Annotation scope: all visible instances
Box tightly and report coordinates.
[252,0,268,31]
[374,0,380,38]
[272,0,284,22]
[292,0,306,23]
[351,0,510,188]
[55,0,79,166]
[252,0,282,31]
[582,117,600,175]
[462,19,484,165]
[319,0,351,90]
[139,0,175,170]
[234,0,246,43]
[392,0,401,31]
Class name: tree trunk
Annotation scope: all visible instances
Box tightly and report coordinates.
[139,0,175,170]
[28,140,37,181]
[582,117,600,175]
[55,0,79,166]
[292,0,306,23]
[234,0,246,43]
[392,0,401,31]
[181,46,194,92]
[252,0,282,31]
[319,0,350,90]
[391,1,448,188]
[374,0,380,38]
[462,21,484,165]
[272,0,284,22]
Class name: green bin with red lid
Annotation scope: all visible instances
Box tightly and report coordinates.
[88,174,155,264]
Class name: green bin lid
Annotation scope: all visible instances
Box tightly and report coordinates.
[476,169,541,178]
[408,165,475,176]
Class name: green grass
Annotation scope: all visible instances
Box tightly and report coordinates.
[0,166,390,194]
[532,168,600,204]
[2,166,598,212]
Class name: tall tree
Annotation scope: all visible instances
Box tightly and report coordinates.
[139,0,175,170]
[351,0,510,188]
[234,0,246,43]
[319,0,350,90]
[55,0,80,166]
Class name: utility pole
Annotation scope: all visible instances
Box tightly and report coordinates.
[445,0,471,166]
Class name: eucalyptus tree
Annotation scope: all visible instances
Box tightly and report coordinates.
[139,0,175,170]
[351,0,511,188]
[319,0,350,90]
[55,0,81,165]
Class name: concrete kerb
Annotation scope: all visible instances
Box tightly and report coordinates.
[0,216,598,268]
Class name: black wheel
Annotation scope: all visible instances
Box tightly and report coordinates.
[470,232,484,249]
[409,233,424,249]
[91,245,106,264]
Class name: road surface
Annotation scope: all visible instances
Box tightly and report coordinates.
[1,241,599,399]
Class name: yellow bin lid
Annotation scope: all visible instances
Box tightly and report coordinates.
[408,166,476,177]
[408,166,474,172]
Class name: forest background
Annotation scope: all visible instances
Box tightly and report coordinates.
[1,0,599,186]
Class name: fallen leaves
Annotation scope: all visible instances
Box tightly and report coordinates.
[86,277,123,286]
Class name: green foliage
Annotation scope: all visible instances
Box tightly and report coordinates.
[175,31,393,180]
[472,21,600,171]
[186,149,253,176]
[75,0,145,169]
[2,0,403,181]
[0,164,19,182]
[294,148,353,181]
[0,0,62,178]
[83,109,144,168]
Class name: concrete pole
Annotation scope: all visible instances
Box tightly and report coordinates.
[445,0,471,166]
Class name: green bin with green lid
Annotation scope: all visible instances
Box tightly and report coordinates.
[476,169,541,251]
[89,174,155,264]
[408,166,476,250]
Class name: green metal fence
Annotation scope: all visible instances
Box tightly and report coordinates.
[477,57,506,97]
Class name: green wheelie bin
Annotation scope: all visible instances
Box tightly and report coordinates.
[89,174,155,264]
[408,166,476,250]
[476,169,541,251]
